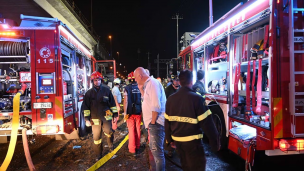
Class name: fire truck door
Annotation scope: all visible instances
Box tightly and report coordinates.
[95,60,116,88]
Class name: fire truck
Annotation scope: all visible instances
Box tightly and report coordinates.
[179,0,304,169]
[0,15,117,143]
[95,60,117,88]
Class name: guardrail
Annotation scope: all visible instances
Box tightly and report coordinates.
[61,0,100,41]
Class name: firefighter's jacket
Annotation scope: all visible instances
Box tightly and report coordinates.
[192,81,206,98]
[83,85,118,121]
[165,86,220,151]
[124,83,142,115]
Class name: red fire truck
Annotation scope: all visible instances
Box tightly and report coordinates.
[0,15,117,142]
[179,0,304,168]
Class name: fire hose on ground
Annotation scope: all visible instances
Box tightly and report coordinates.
[0,84,32,171]
[87,134,129,171]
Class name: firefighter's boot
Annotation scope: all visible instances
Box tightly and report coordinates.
[107,135,114,152]
[93,139,103,160]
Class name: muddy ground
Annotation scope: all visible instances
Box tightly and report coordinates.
[2,115,304,171]
[0,116,150,171]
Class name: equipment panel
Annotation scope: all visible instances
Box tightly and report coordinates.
[36,73,56,94]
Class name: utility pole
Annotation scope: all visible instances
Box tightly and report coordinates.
[157,53,159,77]
[91,0,93,31]
[209,0,213,26]
[172,13,183,58]
[166,62,169,78]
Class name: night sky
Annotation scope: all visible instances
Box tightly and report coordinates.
[74,0,247,77]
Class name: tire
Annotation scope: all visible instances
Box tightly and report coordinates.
[78,104,88,138]
[208,104,228,150]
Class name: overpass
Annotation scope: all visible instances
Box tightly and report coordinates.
[34,0,97,52]
[0,0,99,54]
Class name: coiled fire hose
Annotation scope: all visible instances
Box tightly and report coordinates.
[0,84,27,171]
[0,41,28,56]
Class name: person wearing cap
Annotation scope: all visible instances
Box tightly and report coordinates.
[165,75,180,99]
[82,71,118,160]
[193,70,206,98]
[112,78,122,114]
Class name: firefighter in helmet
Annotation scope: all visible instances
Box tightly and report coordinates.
[123,72,142,156]
[193,70,206,98]
[164,74,180,157]
[82,71,118,160]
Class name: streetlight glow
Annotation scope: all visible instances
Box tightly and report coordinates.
[109,35,112,58]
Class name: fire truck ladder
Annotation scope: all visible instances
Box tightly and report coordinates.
[289,0,304,137]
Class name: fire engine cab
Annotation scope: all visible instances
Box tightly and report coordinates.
[0,15,100,141]
[180,0,304,169]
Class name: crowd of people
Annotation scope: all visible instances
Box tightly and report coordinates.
[82,67,220,171]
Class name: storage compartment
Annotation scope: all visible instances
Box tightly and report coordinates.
[228,121,256,164]
[228,135,254,161]
[229,24,270,129]
[0,39,31,114]
[64,114,75,134]
[204,38,229,96]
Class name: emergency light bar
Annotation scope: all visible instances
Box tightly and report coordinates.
[0,32,16,36]
[192,0,269,49]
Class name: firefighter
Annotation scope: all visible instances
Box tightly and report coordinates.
[165,70,220,171]
[124,72,142,156]
[192,70,206,98]
[165,75,180,99]
[103,75,111,89]
[164,75,180,157]
[82,71,118,160]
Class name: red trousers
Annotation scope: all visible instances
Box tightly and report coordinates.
[127,115,141,153]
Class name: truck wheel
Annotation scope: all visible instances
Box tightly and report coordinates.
[209,104,228,150]
[78,105,88,138]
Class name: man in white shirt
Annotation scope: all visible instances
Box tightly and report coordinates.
[111,78,121,130]
[134,67,166,171]
[112,78,122,114]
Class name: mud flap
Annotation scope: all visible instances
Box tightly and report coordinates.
[55,129,80,140]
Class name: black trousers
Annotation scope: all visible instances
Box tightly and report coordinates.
[92,118,114,157]
[175,139,206,171]
[164,139,174,152]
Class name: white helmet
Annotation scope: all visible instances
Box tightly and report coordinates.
[114,78,121,84]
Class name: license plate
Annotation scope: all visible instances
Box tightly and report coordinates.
[33,102,52,109]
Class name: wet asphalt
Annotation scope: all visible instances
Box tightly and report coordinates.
[164,138,304,171]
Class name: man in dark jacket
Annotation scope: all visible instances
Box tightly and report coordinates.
[124,72,142,156]
[165,75,180,99]
[164,75,180,157]
[192,70,206,98]
[83,71,118,160]
[165,70,220,171]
